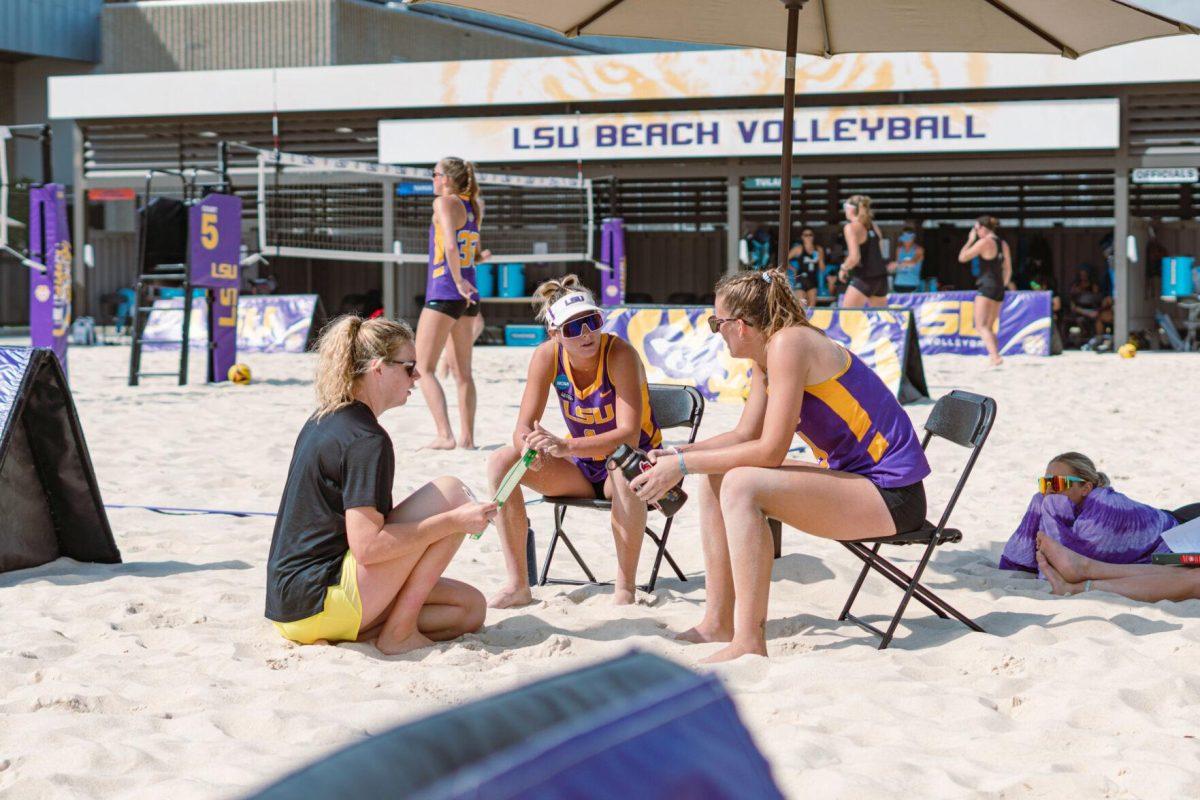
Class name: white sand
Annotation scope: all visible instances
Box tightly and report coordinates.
[2,339,1199,799]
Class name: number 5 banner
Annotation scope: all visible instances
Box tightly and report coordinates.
[188,193,242,381]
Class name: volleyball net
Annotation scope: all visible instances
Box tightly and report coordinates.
[251,148,594,265]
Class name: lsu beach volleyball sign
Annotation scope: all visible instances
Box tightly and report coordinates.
[380,99,1117,164]
[604,307,927,405]
[886,290,1053,357]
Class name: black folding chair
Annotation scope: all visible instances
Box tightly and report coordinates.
[838,389,996,649]
[539,384,705,592]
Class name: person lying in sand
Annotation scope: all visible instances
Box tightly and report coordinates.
[265,315,495,655]
[630,268,931,663]
[486,275,660,608]
[999,452,1192,573]
[1037,532,1200,602]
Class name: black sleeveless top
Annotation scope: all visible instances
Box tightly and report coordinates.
[861,227,888,280]
[977,236,1005,287]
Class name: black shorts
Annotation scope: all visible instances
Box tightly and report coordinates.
[793,272,818,292]
[850,274,889,299]
[588,479,608,501]
[425,299,480,319]
[876,481,927,535]
[976,278,1004,303]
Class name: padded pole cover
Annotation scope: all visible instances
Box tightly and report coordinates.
[0,347,119,572]
[247,650,782,800]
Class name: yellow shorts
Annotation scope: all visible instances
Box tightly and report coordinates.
[273,551,362,645]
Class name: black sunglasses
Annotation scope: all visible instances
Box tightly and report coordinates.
[560,312,603,338]
[385,359,418,378]
[707,316,740,334]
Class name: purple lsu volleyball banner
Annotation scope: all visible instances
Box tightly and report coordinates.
[188,193,242,381]
[143,294,319,354]
[28,184,72,373]
[603,306,928,404]
[885,290,1052,356]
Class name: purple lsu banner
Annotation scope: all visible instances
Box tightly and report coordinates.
[885,290,1052,356]
[188,194,242,380]
[144,294,319,354]
[603,306,923,404]
[28,184,72,373]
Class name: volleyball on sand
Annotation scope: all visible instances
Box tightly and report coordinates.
[1118,343,1137,359]
[228,363,252,384]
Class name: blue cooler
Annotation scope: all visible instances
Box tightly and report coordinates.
[500,263,526,298]
[1162,256,1195,297]
[476,262,496,297]
[505,324,547,347]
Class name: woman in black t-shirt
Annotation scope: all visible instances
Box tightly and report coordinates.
[266,315,496,655]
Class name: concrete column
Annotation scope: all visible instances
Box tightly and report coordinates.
[725,174,740,276]
[1113,170,1130,345]
[382,180,396,319]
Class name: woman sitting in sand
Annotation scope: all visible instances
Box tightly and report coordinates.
[630,268,931,662]
[999,452,1194,574]
[265,315,495,654]
[486,275,660,608]
[1037,533,1200,602]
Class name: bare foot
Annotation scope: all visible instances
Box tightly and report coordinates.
[457,437,477,450]
[488,585,533,609]
[375,630,435,656]
[424,436,456,450]
[1036,550,1084,596]
[990,356,1004,367]
[674,621,733,644]
[613,587,636,606]
[701,640,767,663]
[1036,532,1089,583]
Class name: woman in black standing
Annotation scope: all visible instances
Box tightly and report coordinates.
[787,227,824,308]
[958,215,1011,365]
[838,195,889,308]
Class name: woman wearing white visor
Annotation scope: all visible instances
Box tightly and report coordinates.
[486,275,662,608]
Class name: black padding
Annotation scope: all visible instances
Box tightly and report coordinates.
[647,383,703,430]
[923,390,996,448]
[246,651,781,800]
[0,347,120,573]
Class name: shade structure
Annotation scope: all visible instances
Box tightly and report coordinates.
[407,0,1197,265]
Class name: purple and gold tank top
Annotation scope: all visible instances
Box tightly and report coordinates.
[794,347,930,488]
[426,195,480,302]
[553,333,662,484]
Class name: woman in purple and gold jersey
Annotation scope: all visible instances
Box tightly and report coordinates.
[414,156,483,450]
[486,275,662,609]
[631,267,930,663]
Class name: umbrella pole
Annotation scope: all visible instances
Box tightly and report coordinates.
[776,1,804,269]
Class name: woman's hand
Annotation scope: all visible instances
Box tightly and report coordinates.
[966,227,978,245]
[630,454,682,505]
[455,276,476,304]
[525,422,571,459]
[453,501,499,535]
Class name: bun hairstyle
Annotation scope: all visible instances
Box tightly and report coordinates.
[533,273,595,325]
[714,267,823,341]
[438,157,481,222]
[976,215,1000,233]
[1050,451,1112,488]
[845,194,874,227]
[313,314,414,417]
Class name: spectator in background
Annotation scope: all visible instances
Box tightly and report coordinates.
[1068,267,1114,338]
[888,223,924,293]
[786,227,824,308]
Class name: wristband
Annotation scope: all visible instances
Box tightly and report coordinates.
[677,451,688,476]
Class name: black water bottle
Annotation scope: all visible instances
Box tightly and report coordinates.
[607,444,688,517]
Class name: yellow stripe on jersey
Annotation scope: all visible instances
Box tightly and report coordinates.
[867,430,890,463]
[640,381,662,447]
[805,377,873,443]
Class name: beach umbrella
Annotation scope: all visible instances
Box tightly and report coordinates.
[406,0,1197,265]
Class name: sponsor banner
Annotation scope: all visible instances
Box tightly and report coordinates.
[603,306,926,404]
[885,290,1052,356]
[188,193,242,380]
[143,294,319,354]
[28,184,72,373]
[380,99,1118,164]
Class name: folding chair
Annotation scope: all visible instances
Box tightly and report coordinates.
[539,383,705,592]
[838,389,996,649]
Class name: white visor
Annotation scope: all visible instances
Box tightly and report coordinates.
[546,292,603,327]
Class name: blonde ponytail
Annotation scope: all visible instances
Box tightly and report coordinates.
[439,156,481,222]
[1050,452,1112,488]
[846,194,874,227]
[714,267,820,340]
[313,315,414,417]
[532,274,595,324]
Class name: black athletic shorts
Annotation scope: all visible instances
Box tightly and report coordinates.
[589,479,608,501]
[876,480,927,535]
[425,299,480,319]
[850,274,890,299]
[975,278,1005,303]
[793,272,818,292]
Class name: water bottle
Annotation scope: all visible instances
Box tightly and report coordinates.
[607,444,688,517]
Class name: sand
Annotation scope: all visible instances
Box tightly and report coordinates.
[2,338,1199,799]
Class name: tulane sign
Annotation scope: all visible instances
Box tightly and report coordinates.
[380,98,1118,164]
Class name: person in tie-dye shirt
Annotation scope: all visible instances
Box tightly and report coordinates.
[486,275,661,609]
[632,267,930,663]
